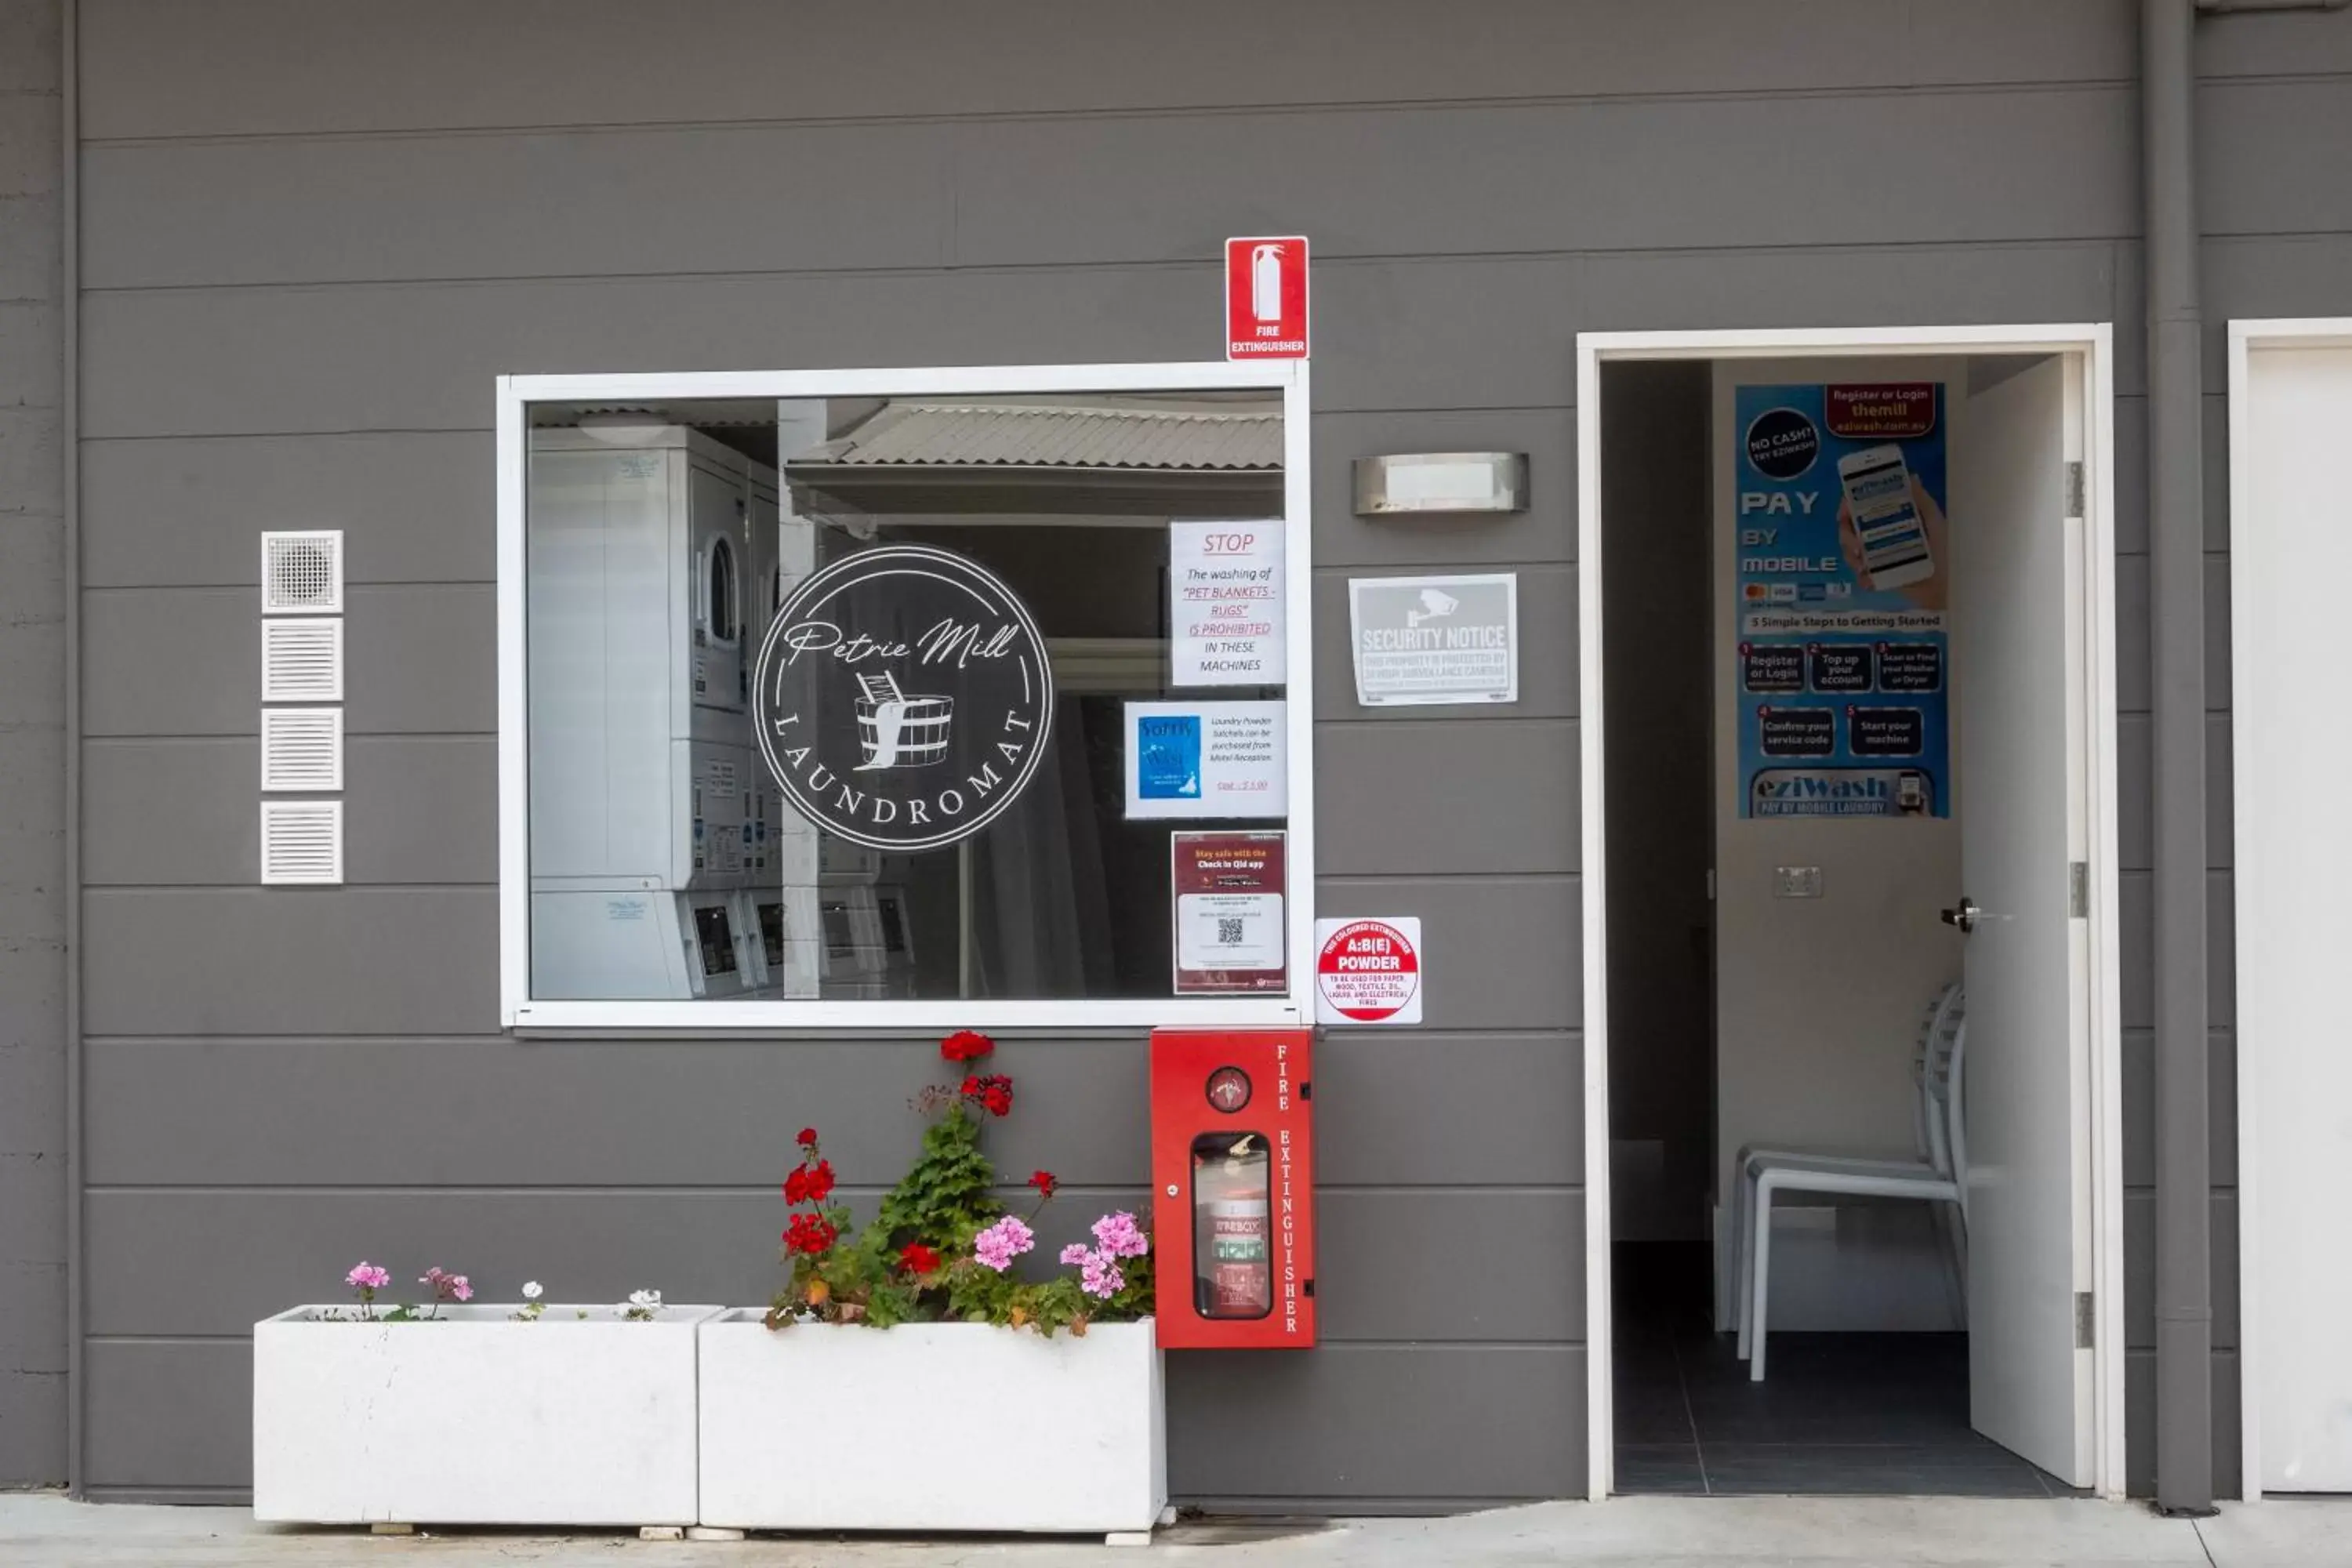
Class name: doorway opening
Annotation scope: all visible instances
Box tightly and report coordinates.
[1577,331,2124,1501]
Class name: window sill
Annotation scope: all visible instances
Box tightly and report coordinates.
[506,996,1308,1035]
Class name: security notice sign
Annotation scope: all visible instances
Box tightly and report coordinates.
[1225,236,1308,360]
[1170,521,1285,686]
[1172,831,1287,994]
[1313,916,1423,1025]
[1349,573,1519,706]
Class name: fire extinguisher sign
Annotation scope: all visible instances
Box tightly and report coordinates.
[1313,916,1422,1025]
[1225,236,1308,361]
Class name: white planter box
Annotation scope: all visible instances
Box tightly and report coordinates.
[698,1313,1166,1534]
[253,1303,720,1526]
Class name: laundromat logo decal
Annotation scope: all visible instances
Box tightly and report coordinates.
[753,544,1054,852]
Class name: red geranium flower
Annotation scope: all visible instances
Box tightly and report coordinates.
[803,1158,835,1204]
[898,1242,941,1276]
[783,1213,837,1257]
[1029,1170,1057,1197]
[796,1127,818,1149]
[940,1029,995,1063]
[963,1073,1014,1118]
[783,1167,810,1204]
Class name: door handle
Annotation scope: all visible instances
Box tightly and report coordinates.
[1940,896,1980,934]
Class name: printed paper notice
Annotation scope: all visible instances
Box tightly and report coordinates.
[1349,573,1519,706]
[1171,521,1285,687]
[1124,700,1286,820]
[1172,831,1287,994]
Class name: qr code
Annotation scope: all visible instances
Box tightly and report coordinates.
[1216,917,1245,946]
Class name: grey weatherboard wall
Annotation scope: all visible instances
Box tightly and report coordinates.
[27,0,2352,1504]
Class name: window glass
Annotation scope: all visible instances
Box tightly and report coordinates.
[522,392,1291,1004]
[706,535,738,643]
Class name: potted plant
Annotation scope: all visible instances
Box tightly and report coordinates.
[253,1269,719,1528]
[697,1029,1166,1536]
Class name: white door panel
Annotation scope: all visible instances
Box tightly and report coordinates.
[1951,355,2095,1485]
[2236,343,2352,1493]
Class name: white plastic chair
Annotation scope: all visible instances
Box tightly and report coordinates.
[1733,981,1968,1381]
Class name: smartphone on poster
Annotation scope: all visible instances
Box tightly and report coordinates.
[1837,444,1936,591]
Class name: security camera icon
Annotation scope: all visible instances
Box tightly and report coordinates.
[1406,588,1460,629]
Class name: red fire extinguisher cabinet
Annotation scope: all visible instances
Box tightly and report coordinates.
[1149,1029,1316,1348]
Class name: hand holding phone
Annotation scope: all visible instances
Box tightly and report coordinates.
[1837,459,1948,612]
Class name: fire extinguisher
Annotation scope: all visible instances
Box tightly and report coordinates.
[1200,1135,1272,1317]
[1250,243,1286,325]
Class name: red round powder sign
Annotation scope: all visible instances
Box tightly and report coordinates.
[1315,919,1421,1024]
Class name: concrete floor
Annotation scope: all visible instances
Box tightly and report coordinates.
[9,1492,2352,1567]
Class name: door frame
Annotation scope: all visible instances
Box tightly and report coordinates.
[2226,315,2352,1505]
[1574,325,2125,1501]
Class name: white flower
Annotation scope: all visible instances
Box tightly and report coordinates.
[627,1288,661,1309]
[521,1281,543,1301]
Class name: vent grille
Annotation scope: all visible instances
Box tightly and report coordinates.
[260,800,343,885]
[261,530,343,614]
[260,708,343,793]
[262,619,343,702]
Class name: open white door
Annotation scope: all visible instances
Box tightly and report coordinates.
[1947,354,2095,1486]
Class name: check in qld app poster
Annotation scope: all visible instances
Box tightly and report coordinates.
[1733,383,1950,818]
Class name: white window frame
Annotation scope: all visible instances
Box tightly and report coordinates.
[497,361,1314,1032]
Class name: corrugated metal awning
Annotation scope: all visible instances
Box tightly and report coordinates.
[793,401,1282,474]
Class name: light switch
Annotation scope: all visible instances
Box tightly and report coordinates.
[1774,865,1823,898]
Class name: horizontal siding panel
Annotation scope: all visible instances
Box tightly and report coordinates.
[85,1036,1158,1190]
[85,1187,1581,1343]
[953,90,2135,270]
[2116,869,2234,1034]
[1316,720,1577,877]
[78,0,2132,140]
[2114,713,2233,874]
[2111,554,2228,717]
[2123,1189,2238,1352]
[1317,1191,1582,1342]
[82,433,494,589]
[2205,233,2352,390]
[2118,1033,2241,1199]
[82,585,493,738]
[1313,408,1573,569]
[83,122,950,290]
[2201,13,2352,78]
[82,887,498,1036]
[1311,565,1577,722]
[84,1031,1581,1189]
[83,737,495,887]
[1170,1344,1583,1501]
[85,1340,250,1490]
[1312,876,1580,1030]
[80,242,2129,440]
[80,410,1564,589]
[2202,78,2352,238]
[84,90,2136,289]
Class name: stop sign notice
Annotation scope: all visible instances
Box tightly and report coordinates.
[1313,917,1423,1025]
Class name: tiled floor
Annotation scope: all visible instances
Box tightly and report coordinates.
[1613,1242,2074,1498]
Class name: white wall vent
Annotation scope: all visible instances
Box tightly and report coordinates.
[260,708,343,793]
[261,619,344,702]
[261,530,344,615]
[260,800,343,885]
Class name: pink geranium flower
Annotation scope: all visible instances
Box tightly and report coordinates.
[1090,1210,1149,1260]
[1079,1250,1125,1301]
[346,1261,390,1291]
[972,1215,1036,1273]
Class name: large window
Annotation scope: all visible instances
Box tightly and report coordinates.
[498,365,1312,1029]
